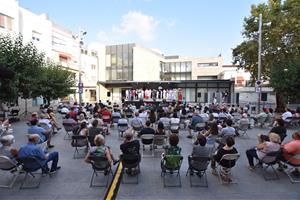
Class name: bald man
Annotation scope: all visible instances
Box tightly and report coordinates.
[18,134,61,173]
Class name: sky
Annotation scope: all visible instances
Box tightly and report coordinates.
[19,0,266,64]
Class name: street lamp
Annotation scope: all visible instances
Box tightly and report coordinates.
[76,27,87,106]
[257,14,262,114]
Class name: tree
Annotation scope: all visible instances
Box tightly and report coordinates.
[0,34,44,102]
[270,59,300,103]
[33,63,76,104]
[232,0,300,111]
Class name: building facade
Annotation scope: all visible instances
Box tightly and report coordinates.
[0,0,101,105]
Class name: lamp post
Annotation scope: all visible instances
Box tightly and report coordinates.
[257,13,262,114]
[77,27,87,106]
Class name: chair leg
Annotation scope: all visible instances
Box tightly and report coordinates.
[90,171,95,187]
[0,171,19,188]
[20,171,42,189]
[263,165,279,180]
[285,167,300,183]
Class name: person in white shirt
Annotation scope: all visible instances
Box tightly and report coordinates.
[282,108,293,122]
[60,106,70,114]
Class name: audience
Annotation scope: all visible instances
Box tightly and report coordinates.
[85,134,116,168]
[18,134,61,173]
[246,132,281,170]
[28,118,54,148]
[0,135,18,163]
[211,137,238,182]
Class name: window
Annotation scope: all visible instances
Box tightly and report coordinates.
[197,62,218,67]
[0,14,13,30]
[91,64,96,70]
[32,31,41,42]
[0,14,4,28]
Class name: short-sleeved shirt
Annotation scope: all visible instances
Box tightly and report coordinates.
[192,145,210,157]
[256,141,280,160]
[90,146,106,157]
[28,126,46,143]
[220,127,236,137]
[120,140,140,155]
[270,126,287,142]
[0,146,16,163]
[191,115,203,127]
[283,140,300,165]
[165,146,181,155]
[214,147,238,168]
[18,143,46,168]
[88,127,102,137]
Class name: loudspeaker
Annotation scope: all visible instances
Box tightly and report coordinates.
[197,92,201,98]
[107,92,111,97]
[261,93,267,101]
[236,93,240,105]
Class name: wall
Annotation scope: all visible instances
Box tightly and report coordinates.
[19,8,52,57]
[191,56,223,79]
[133,45,163,81]
[0,0,19,34]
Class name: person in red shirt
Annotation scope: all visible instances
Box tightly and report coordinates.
[101,107,111,124]
[69,107,77,121]
[280,132,300,177]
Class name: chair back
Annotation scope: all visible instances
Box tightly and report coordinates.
[220,153,240,168]
[239,121,249,131]
[257,116,267,124]
[154,135,167,146]
[164,155,183,170]
[140,134,154,145]
[89,155,110,170]
[121,154,140,168]
[102,115,111,123]
[118,123,129,132]
[18,157,44,172]
[71,135,87,147]
[131,120,143,131]
[261,151,280,164]
[112,116,121,123]
[0,156,17,171]
[195,122,206,131]
[125,111,133,118]
[189,156,210,171]
[39,122,50,131]
[170,120,180,132]
[63,123,76,132]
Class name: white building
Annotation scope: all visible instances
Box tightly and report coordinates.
[0,0,101,105]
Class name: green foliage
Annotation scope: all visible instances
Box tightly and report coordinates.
[0,34,76,104]
[270,59,300,100]
[232,0,300,105]
[33,63,76,104]
[0,34,44,101]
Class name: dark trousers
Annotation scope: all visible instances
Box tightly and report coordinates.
[45,152,59,171]
[246,148,258,167]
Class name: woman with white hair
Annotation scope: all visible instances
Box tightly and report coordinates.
[0,135,18,163]
[246,132,281,170]
[85,134,116,167]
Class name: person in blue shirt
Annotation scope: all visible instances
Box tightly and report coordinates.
[187,110,203,139]
[18,134,61,173]
[28,118,54,148]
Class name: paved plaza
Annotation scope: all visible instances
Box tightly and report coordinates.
[0,114,299,200]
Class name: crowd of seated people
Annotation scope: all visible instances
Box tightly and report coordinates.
[2,100,300,188]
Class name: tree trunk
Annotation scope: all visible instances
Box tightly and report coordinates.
[275,92,285,113]
[46,97,51,105]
